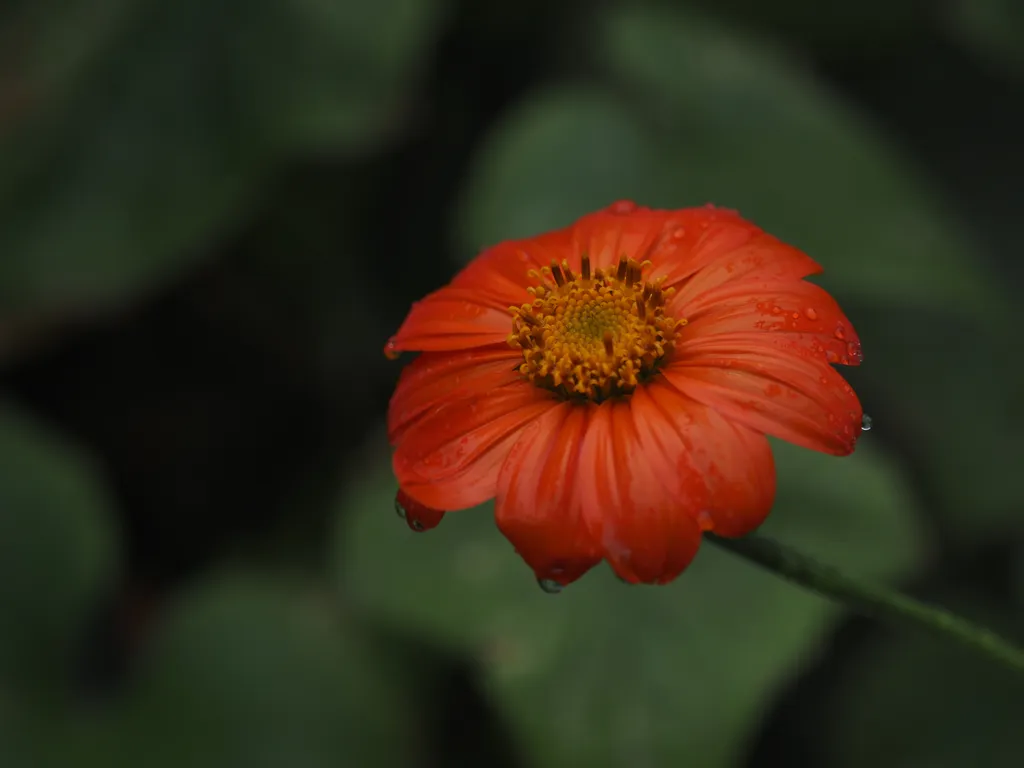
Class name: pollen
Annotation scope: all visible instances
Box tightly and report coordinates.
[507,255,685,401]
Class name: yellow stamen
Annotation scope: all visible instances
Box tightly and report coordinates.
[508,256,683,401]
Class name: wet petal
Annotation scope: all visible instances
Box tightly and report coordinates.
[450,240,546,305]
[662,334,863,455]
[495,403,602,586]
[569,202,683,272]
[653,207,822,298]
[387,347,523,444]
[576,398,704,584]
[393,381,559,511]
[675,277,863,367]
[634,380,777,537]
[395,489,446,532]
[386,286,515,354]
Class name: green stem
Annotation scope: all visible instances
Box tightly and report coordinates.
[706,532,1024,674]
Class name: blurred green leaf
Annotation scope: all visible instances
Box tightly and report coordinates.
[820,590,1024,768]
[679,0,925,51]
[0,704,104,768]
[114,574,415,768]
[1015,548,1024,607]
[457,86,661,254]
[335,432,924,768]
[0,0,444,321]
[945,0,1024,76]
[0,400,117,693]
[846,305,1024,541]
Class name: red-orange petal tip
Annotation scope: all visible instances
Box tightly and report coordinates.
[395,489,446,532]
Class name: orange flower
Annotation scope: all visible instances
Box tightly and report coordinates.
[385,202,864,589]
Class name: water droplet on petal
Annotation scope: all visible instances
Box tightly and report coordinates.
[384,339,400,360]
[834,325,846,340]
[537,578,564,594]
[672,227,686,239]
[804,307,818,321]
[395,489,446,532]
[609,200,637,215]
[861,414,873,431]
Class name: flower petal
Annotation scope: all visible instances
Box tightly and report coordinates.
[395,489,446,532]
[662,334,863,455]
[387,347,523,444]
[654,207,822,300]
[450,240,548,304]
[386,286,515,354]
[392,379,559,511]
[676,277,863,367]
[576,398,704,584]
[633,380,776,538]
[569,202,683,272]
[495,403,602,586]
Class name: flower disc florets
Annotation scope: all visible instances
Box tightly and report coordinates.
[508,254,685,401]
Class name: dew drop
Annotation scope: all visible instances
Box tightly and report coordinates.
[834,325,846,340]
[804,307,818,321]
[672,227,686,239]
[395,489,446,531]
[537,578,564,594]
[609,200,637,214]
[384,340,400,360]
[861,414,873,432]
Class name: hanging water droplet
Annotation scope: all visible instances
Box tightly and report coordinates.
[537,578,564,594]
[394,490,446,531]
[861,414,873,431]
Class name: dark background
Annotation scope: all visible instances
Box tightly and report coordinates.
[1,0,1022,766]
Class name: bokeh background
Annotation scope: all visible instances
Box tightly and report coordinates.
[1,0,1023,766]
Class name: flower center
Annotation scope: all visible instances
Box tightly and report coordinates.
[508,255,685,401]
